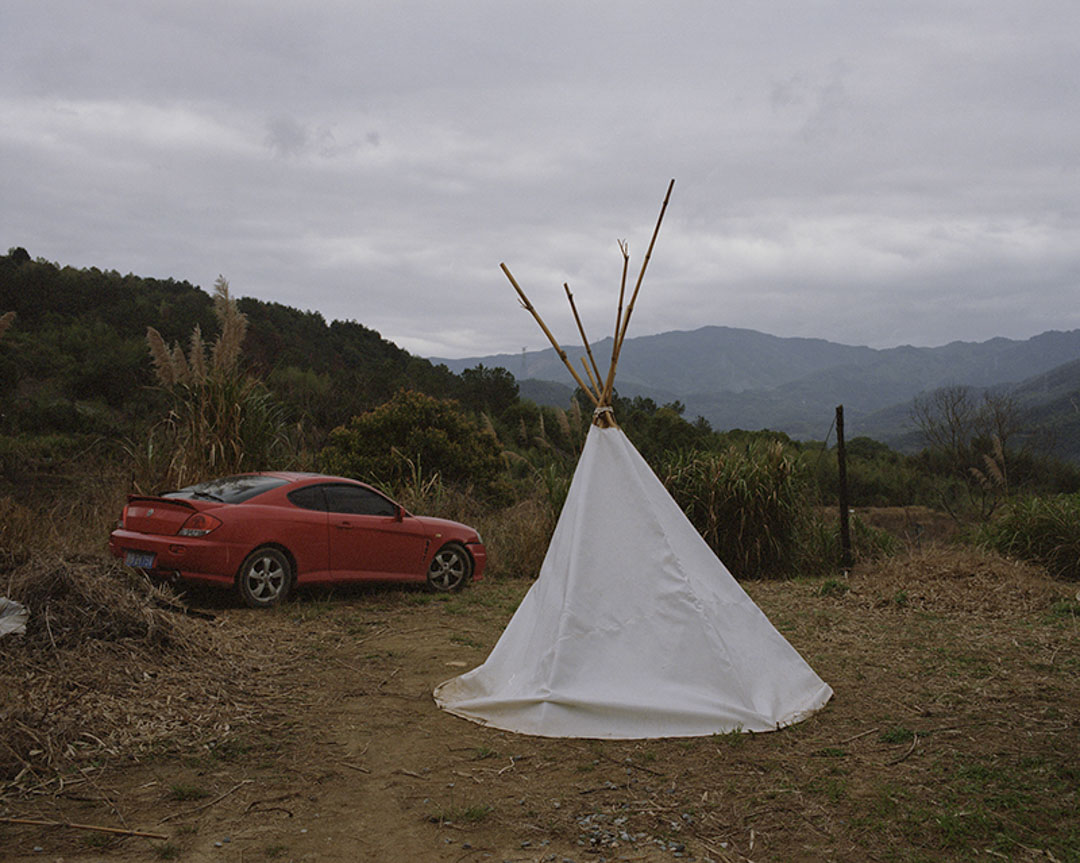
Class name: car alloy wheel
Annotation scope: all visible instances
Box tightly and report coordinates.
[426,542,471,592]
[237,547,293,608]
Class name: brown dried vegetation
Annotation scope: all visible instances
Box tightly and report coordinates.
[1,537,1077,862]
[0,555,300,795]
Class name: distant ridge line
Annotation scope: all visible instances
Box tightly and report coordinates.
[431,325,1080,451]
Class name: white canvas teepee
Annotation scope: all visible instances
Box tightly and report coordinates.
[435,181,832,738]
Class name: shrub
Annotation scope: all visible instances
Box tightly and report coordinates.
[319,389,504,499]
[978,493,1080,580]
[800,512,902,575]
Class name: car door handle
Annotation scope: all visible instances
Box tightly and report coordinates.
[334,520,354,530]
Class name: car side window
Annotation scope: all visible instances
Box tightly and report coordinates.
[288,485,327,511]
[323,484,398,517]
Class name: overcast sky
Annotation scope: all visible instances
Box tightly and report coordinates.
[3,1,1078,359]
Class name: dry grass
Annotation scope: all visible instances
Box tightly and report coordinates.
[1,523,1076,861]
[476,497,553,578]
[847,544,1062,616]
[0,449,129,570]
[0,554,303,797]
[854,505,961,546]
[0,496,35,570]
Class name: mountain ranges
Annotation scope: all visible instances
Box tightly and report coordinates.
[432,326,1080,459]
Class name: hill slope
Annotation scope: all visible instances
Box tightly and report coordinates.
[0,248,461,436]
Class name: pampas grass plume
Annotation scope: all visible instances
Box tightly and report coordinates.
[146,327,176,387]
[210,276,247,373]
[188,324,207,383]
[171,343,190,384]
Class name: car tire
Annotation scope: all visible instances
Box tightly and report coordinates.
[236,547,293,608]
[426,542,472,592]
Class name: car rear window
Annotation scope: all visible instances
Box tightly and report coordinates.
[287,486,326,511]
[163,475,289,504]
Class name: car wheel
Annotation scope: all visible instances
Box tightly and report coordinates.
[236,547,293,608]
[426,542,472,592]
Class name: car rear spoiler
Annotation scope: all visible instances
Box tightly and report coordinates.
[125,495,198,510]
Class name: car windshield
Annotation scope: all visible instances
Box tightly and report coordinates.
[162,475,288,504]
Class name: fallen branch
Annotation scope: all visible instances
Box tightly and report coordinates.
[602,754,666,777]
[579,781,631,795]
[0,816,167,841]
[244,793,297,813]
[885,733,919,766]
[335,759,371,773]
[245,805,293,818]
[496,755,534,775]
[838,727,879,745]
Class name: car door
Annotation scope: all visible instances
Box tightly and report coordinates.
[322,483,431,580]
[283,484,333,581]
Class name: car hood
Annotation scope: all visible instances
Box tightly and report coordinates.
[411,515,480,541]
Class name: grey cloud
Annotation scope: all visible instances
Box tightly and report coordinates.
[264,116,309,158]
[3,2,1079,359]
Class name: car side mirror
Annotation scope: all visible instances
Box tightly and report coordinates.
[394,505,404,522]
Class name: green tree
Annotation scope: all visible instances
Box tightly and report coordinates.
[458,365,519,417]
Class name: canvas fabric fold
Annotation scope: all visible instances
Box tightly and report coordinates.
[434,425,832,739]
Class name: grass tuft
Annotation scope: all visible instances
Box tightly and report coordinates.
[979,493,1080,580]
[429,803,492,824]
[167,783,210,802]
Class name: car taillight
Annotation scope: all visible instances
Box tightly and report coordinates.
[178,513,223,537]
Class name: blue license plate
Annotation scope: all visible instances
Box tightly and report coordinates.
[125,550,156,569]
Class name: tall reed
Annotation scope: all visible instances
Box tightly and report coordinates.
[134,277,295,491]
[661,442,808,578]
[978,493,1080,580]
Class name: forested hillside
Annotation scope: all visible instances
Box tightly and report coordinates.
[4,246,1078,526]
[0,248,515,441]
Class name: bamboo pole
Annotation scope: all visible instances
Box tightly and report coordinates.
[603,239,630,405]
[501,178,674,426]
[0,816,168,840]
[500,263,599,405]
[580,356,601,397]
[600,179,674,405]
[564,283,605,393]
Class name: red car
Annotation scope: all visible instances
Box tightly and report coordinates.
[108,472,486,607]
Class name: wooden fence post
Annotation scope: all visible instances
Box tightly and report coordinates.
[836,404,853,571]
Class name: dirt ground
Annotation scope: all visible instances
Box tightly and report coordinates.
[2,548,1078,863]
